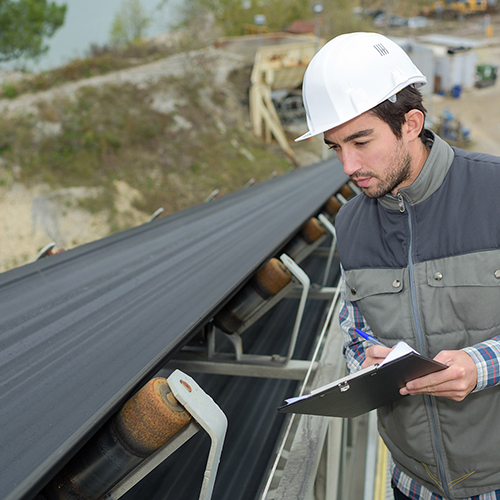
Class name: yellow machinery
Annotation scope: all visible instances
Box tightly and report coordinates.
[424,0,488,17]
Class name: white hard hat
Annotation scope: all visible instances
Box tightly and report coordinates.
[295,32,427,141]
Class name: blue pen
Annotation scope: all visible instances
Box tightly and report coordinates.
[354,328,387,347]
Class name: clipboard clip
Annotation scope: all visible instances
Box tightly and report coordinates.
[338,381,350,392]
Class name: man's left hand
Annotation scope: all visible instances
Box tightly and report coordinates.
[400,350,477,401]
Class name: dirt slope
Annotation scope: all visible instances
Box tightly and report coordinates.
[0,46,256,272]
[2,24,500,273]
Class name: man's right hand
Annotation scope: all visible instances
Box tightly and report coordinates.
[361,345,393,369]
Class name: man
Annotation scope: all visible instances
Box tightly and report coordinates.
[296,32,500,500]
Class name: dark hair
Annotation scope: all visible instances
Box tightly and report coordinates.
[369,85,427,142]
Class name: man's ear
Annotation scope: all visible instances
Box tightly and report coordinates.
[404,109,425,141]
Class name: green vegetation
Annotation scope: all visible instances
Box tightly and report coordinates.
[0,42,175,99]
[0,65,290,220]
[110,0,151,47]
[0,0,443,252]
[320,1,374,38]
[0,0,468,274]
[0,0,437,101]
[0,0,66,62]
[170,0,383,39]
[174,0,311,36]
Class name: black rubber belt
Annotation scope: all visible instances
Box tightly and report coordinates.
[124,254,341,500]
[0,159,347,500]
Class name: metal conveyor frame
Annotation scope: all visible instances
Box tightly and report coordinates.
[104,370,227,500]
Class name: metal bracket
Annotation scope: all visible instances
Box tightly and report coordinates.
[219,278,296,337]
[105,370,227,500]
[164,358,317,380]
[243,178,256,189]
[348,180,362,195]
[317,213,337,287]
[336,192,348,205]
[218,253,310,365]
[287,285,338,301]
[148,207,164,222]
[286,231,328,265]
[170,255,311,375]
[33,242,56,262]
[205,189,220,202]
[222,330,244,361]
[279,253,310,364]
[168,370,227,500]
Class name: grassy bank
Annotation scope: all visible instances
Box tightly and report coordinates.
[0,53,290,237]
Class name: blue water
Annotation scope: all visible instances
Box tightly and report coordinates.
[2,0,180,72]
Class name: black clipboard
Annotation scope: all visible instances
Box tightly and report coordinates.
[278,351,447,418]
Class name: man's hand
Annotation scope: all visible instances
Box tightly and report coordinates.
[361,345,393,369]
[400,350,478,401]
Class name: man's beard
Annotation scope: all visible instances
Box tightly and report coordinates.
[354,148,412,199]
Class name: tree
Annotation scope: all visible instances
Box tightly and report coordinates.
[0,0,66,62]
[110,0,151,47]
[319,0,374,39]
[175,0,311,37]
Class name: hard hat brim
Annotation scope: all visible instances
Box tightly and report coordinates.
[294,32,427,143]
[295,77,427,142]
[295,131,313,142]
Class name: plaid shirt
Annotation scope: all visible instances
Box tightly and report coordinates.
[339,273,500,500]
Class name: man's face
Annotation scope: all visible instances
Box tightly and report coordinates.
[323,112,412,199]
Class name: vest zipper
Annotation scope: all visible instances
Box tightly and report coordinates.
[397,193,425,352]
[397,193,405,213]
[397,192,451,500]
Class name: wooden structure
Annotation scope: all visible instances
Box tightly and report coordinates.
[250,41,319,165]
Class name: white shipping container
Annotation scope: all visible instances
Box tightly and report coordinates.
[435,50,477,92]
[392,38,436,96]
[416,35,484,94]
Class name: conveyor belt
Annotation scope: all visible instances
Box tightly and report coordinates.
[125,254,340,500]
[0,159,346,500]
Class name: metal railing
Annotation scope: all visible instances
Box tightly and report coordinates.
[260,296,389,500]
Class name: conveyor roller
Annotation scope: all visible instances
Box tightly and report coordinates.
[42,378,191,500]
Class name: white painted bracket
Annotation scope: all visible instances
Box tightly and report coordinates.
[280,253,310,364]
[317,213,337,287]
[205,189,220,202]
[33,242,56,262]
[148,207,164,222]
[168,370,228,500]
[105,370,227,500]
[348,180,362,195]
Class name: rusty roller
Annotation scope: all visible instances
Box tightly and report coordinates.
[322,196,343,218]
[214,258,292,334]
[42,378,191,500]
[339,183,355,199]
[282,217,326,262]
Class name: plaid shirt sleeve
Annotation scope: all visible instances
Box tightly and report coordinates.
[338,268,371,374]
[462,338,500,392]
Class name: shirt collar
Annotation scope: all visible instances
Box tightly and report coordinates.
[378,130,455,210]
